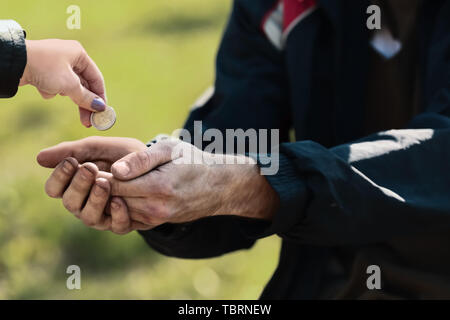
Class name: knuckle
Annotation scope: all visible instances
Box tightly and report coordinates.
[71,40,83,50]
[154,180,174,197]
[64,76,80,92]
[144,201,171,220]
[157,143,173,158]
[135,150,151,170]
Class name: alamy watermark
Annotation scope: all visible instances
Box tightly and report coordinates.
[66,265,81,290]
[161,121,280,176]
[366,265,381,290]
[66,5,81,30]
[366,5,381,30]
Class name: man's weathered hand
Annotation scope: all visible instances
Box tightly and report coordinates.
[108,139,280,228]
[37,136,149,233]
[38,137,279,235]
[40,156,150,234]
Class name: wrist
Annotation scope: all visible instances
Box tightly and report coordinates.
[216,156,279,220]
[19,40,33,86]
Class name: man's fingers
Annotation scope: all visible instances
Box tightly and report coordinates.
[79,107,92,128]
[122,197,169,225]
[93,160,111,172]
[107,170,165,197]
[62,163,98,215]
[111,142,174,180]
[79,178,110,228]
[98,170,150,197]
[110,197,132,235]
[45,157,78,198]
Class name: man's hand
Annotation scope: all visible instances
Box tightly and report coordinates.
[37,136,148,233]
[20,39,107,127]
[42,158,149,234]
[38,137,279,235]
[37,136,147,172]
[109,139,279,228]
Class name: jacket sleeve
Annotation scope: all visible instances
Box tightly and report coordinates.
[261,111,450,246]
[139,0,289,259]
[0,20,27,98]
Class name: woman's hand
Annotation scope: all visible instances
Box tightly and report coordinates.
[20,39,107,127]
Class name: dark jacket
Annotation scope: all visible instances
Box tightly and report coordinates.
[139,0,450,299]
[0,20,27,98]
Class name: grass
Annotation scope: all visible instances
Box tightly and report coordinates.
[0,0,281,299]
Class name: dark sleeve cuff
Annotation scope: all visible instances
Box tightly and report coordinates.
[0,20,27,98]
[237,150,310,239]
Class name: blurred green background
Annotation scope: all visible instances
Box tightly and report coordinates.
[0,0,280,299]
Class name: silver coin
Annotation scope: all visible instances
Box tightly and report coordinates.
[90,106,116,131]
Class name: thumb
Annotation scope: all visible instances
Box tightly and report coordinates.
[111,143,174,180]
[65,75,107,113]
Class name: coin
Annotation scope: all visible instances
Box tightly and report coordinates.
[90,106,116,131]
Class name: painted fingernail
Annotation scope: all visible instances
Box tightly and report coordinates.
[114,162,130,177]
[91,98,106,111]
[62,159,75,174]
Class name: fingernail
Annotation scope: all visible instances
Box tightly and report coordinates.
[91,98,106,111]
[80,166,94,180]
[62,160,75,174]
[114,162,130,177]
[94,182,107,196]
[111,199,120,210]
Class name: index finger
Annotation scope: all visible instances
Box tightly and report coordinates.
[76,52,107,102]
